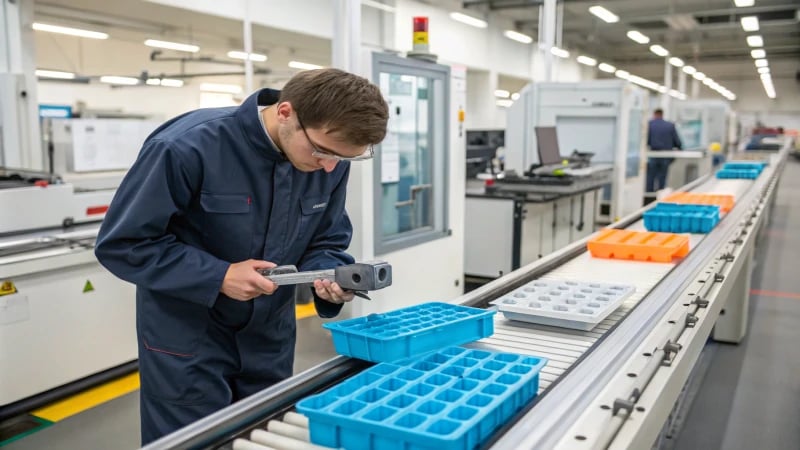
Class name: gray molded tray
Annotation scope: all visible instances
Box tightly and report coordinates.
[491,280,635,331]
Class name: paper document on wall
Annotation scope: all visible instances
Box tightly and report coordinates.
[381,132,400,183]
[71,119,161,172]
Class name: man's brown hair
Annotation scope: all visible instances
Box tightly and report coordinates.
[280,68,389,146]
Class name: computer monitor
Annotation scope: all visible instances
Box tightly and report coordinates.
[535,126,562,166]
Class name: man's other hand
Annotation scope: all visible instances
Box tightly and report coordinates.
[313,279,355,304]
[221,259,278,301]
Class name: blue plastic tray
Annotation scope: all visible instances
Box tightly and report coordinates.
[296,347,547,450]
[716,169,761,179]
[722,161,767,171]
[644,203,721,233]
[324,302,495,363]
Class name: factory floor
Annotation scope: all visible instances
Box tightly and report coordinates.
[2,159,800,450]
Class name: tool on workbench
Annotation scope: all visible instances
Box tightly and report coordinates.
[258,261,392,300]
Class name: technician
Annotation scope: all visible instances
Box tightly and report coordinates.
[646,107,683,193]
[95,68,389,444]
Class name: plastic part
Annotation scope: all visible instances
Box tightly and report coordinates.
[296,347,547,450]
[491,280,636,331]
[643,203,721,233]
[587,229,690,262]
[324,303,495,363]
[662,192,735,213]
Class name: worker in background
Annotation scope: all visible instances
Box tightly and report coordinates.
[95,69,389,445]
[646,108,683,193]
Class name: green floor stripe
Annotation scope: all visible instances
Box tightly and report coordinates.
[0,416,54,447]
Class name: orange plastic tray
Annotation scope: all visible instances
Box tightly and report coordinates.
[588,229,690,262]
[662,192,735,213]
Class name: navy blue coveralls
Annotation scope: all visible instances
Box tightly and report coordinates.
[646,117,683,193]
[94,89,354,444]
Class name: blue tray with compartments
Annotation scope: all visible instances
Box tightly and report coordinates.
[323,302,495,363]
[296,346,547,450]
[716,161,765,179]
[644,203,721,233]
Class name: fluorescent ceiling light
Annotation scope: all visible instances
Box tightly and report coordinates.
[693,72,706,81]
[668,57,684,67]
[682,65,697,74]
[147,78,184,87]
[740,16,759,32]
[658,85,668,93]
[746,35,763,47]
[494,89,510,98]
[199,82,242,94]
[449,12,487,28]
[760,73,772,82]
[754,58,768,67]
[550,47,570,58]
[32,22,108,39]
[703,78,714,86]
[100,76,139,85]
[35,69,75,79]
[626,30,650,44]
[750,49,766,59]
[227,51,268,62]
[649,45,669,57]
[577,55,598,66]
[598,63,616,73]
[757,67,770,74]
[511,93,520,101]
[588,6,619,23]
[144,39,199,53]
[615,70,630,79]
[503,30,533,44]
[361,0,395,13]
[668,89,681,98]
[628,75,661,91]
[496,99,514,108]
[288,60,323,70]
[734,0,755,7]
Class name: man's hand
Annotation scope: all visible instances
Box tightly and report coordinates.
[313,279,355,304]
[221,260,278,301]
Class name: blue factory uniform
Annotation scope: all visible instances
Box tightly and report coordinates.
[95,89,354,444]
[646,117,683,193]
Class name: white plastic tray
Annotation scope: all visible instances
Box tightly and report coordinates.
[490,280,636,331]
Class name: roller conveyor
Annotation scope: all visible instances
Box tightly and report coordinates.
[144,146,789,450]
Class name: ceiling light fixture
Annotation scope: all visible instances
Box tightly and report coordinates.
[588,6,619,23]
[32,22,108,39]
[750,49,766,59]
[144,39,199,53]
[598,63,616,73]
[754,58,768,67]
[649,45,669,56]
[693,71,706,81]
[503,30,533,44]
[288,61,324,70]
[100,76,139,85]
[494,89,510,98]
[35,69,76,79]
[626,30,650,44]
[227,51,268,62]
[361,0,396,13]
[757,67,770,74]
[668,57,684,67]
[449,12,488,28]
[682,65,697,75]
[577,55,598,66]
[615,69,630,79]
[746,35,763,47]
[550,47,570,58]
[740,16,759,32]
[734,0,755,7]
[496,99,514,108]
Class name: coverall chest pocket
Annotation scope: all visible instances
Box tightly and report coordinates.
[200,192,253,262]
[298,195,330,242]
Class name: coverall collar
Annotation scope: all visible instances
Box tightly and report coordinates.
[237,88,284,161]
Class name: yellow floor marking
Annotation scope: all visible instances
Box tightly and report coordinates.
[296,302,317,320]
[32,372,140,422]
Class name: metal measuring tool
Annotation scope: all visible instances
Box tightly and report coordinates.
[258,261,392,300]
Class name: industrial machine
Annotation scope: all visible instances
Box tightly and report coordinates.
[0,168,136,418]
[505,80,647,222]
[140,125,795,450]
[672,99,731,152]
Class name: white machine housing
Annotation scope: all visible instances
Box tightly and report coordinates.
[672,99,731,151]
[506,80,647,221]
